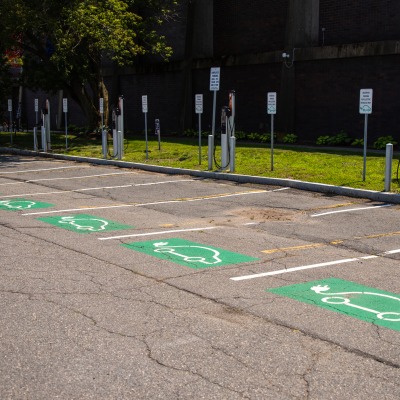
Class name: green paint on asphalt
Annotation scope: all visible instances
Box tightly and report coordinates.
[123,238,259,269]
[268,278,400,331]
[37,213,133,233]
[0,198,54,211]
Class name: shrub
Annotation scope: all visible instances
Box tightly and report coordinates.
[316,135,330,145]
[373,136,397,150]
[329,131,350,145]
[234,131,246,140]
[182,129,197,137]
[282,133,298,144]
[351,138,364,147]
[316,131,350,146]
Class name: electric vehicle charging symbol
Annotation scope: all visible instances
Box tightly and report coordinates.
[311,284,400,321]
[123,238,258,269]
[153,241,222,265]
[58,216,109,232]
[268,278,400,332]
[359,105,372,113]
[37,213,133,233]
[0,200,37,209]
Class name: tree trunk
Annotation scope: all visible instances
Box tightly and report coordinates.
[67,74,109,134]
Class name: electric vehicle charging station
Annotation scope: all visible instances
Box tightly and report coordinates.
[41,99,51,152]
[112,95,124,159]
[207,68,237,172]
[217,90,236,172]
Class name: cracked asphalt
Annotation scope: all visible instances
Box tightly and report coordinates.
[0,154,399,399]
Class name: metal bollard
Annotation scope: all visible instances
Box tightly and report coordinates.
[230,136,236,172]
[384,143,393,192]
[208,135,214,170]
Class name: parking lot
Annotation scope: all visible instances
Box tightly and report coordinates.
[1,154,399,399]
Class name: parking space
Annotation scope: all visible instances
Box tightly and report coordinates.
[1,154,399,398]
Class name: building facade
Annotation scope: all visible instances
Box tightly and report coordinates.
[22,1,400,142]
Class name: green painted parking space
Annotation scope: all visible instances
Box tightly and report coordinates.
[123,238,259,269]
[37,214,133,234]
[268,278,400,332]
[0,199,54,211]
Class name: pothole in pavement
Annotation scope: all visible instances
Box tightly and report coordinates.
[229,207,303,222]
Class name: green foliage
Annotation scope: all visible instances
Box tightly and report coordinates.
[183,130,276,143]
[237,132,275,143]
[2,131,398,193]
[373,136,397,150]
[351,139,364,147]
[316,131,350,146]
[182,129,210,138]
[68,125,84,134]
[282,134,298,144]
[316,135,331,145]
[0,0,179,127]
[234,131,247,140]
[0,58,13,105]
[182,129,197,137]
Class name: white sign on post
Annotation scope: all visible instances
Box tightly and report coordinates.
[195,94,203,114]
[8,99,12,112]
[99,98,104,114]
[209,67,220,91]
[63,98,68,113]
[142,95,148,113]
[267,92,277,115]
[34,99,39,113]
[359,89,373,114]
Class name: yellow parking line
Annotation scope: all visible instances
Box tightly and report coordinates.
[262,241,342,254]
[262,232,400,254]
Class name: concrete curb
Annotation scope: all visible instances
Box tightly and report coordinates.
[2,147,400,204]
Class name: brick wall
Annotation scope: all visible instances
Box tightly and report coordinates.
[319,0,400,45]
[20,1,400,142]
[295,55,400,142]
[118,71,184,135]
[214,0,288,56]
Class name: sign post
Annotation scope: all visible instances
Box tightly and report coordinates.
[7,99,12,144]
[209,67,220,170]
[99,97,107,159]
[267,92,277,171]
[210,67,220,138]
[63,98,68,150]
[142,95,148,160]
[359,89,373,181]
[195,94,203,164]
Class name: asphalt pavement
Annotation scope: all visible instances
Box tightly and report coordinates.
[1,153,399,399]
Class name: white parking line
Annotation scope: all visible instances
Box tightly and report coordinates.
[99,227,218,240]
[230,248,400,281]
[0,171,138,186]
[0,179,195,198]
[22,188,280,216]
[311,203,393,217]
[0,166,88,175]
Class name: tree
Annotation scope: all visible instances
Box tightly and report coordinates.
[0,0,179,129]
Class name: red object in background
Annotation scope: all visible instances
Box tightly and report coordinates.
[5,34,23,69]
